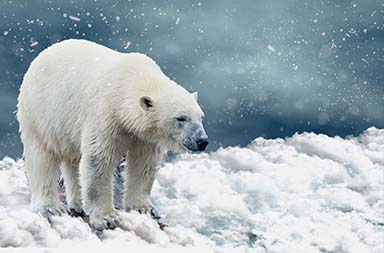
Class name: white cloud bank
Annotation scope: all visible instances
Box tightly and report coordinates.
[0,128,383,252]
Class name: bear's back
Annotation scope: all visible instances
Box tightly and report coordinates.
[17,39,174,157]
[17,39,125,154]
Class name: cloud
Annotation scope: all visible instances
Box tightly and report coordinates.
[0,0,383,157]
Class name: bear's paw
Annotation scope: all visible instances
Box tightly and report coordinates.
[35,203,67,218]
[89,209,121,231]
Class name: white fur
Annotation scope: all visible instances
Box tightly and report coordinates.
[17,39,206,230]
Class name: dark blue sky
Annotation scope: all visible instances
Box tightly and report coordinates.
[0,0,383,158]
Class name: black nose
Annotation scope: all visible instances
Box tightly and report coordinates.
[196,138,209,151]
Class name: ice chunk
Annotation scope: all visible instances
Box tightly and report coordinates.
[0,129,383,251]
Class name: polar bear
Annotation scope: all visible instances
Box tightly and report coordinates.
[17,39,208,230]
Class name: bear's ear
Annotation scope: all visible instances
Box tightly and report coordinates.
[140,96,153,111]
[192,92,198,101]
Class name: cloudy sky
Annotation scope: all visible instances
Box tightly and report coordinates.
[0,0,383,158]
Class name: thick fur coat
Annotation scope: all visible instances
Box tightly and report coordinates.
[17,39,208,230]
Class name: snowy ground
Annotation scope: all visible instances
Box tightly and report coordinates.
[0,128,383,252]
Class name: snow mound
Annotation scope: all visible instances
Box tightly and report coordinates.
[1,128,383,252]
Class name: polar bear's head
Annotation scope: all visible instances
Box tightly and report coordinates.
[139,85,208,152]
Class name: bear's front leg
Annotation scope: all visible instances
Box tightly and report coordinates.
[79,149,120,230]
[124,139,163,219]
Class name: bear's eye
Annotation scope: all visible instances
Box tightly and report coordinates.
[175,116,187,122]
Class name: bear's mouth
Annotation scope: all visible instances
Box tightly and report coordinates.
[180,142,191,152]
[182,142,200,152]
[167,136,189,153]
[180,144,192,152]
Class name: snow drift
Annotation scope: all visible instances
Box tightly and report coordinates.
[0,128,383,252]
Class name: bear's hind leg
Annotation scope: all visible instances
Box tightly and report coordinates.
[24,138,65,217]
[61,159,84,216]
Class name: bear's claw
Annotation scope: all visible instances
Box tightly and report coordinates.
[68,208,86,217]
[91,217,120,231]
[157,220,168,230]
[150,208,161,220]
[136,208,168,230]
[38,204,67,218]
[137,207,161,220]
[90,211,121,231]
